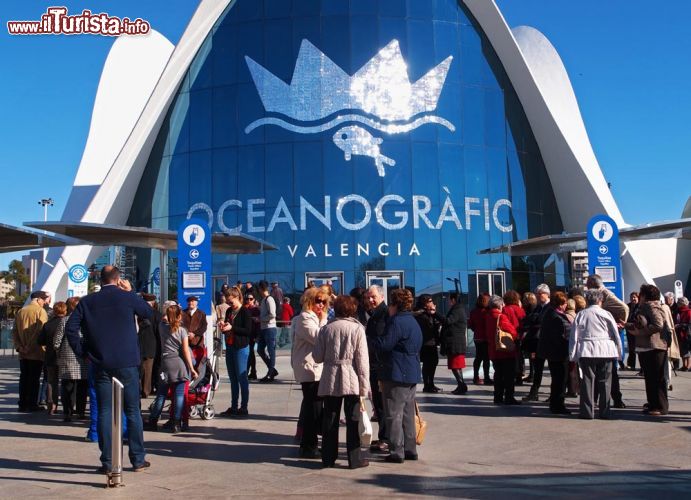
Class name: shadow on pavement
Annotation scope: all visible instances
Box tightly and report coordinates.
[356,469,691,498]
[0,458,103,489]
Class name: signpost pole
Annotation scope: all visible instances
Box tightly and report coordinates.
[587,214,623,299]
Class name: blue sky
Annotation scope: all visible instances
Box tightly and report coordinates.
[1,0,689,271]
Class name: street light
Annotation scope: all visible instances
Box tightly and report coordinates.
[446,276,461,294]
[38,198,54,261]
[38,198,54,222]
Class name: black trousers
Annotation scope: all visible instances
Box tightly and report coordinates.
[321,395,363,467]
[300,382,322,451]
[473,341,491,380]
[611,362,622,402]
[492,358,516,402]
[18,359,43,409]
[529,357,546,393]
[61,379,88,416]
[626,333,637,369]
[369,369,386,441]
[639,350,669,414]
[247,340,256,375]
[547,359,568,410]
[515,340,525,379]
[420,345,439,388]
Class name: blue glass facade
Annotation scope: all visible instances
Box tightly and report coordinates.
[129,0,569,300]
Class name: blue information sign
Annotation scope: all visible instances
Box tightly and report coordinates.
[177,219,212,315]
[587,214,623,299]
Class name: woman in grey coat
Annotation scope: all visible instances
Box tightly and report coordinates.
[54,297,88,421]
[313,295,370,469]
[569,289,622,419]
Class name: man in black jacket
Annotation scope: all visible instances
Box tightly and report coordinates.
[66,265,152,474]
[365,285,388,452]
[523,284,551,402]
[138,294,160,398]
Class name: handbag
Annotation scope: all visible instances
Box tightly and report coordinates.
[358,399,373,447]
[414,401,427,445]
[495,315,515,353]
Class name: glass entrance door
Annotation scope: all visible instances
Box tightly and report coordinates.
[304,271,345,295]
[366,271,404,303]
[476,271,506,297]
[212,275,229,304]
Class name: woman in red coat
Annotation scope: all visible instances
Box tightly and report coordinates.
[485,295,520,405]
[503,290,526,385]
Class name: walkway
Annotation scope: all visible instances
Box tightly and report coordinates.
[0,355,689,498]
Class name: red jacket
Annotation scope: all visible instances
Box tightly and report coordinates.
[486,308,518,360]
[468,307,488,342]
[503,304,525,331]
[675,305,691,340]
[280,303,294,324]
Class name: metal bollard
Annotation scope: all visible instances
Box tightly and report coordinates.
[106,377,125,488]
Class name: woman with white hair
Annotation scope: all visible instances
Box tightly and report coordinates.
[569,289,622,419]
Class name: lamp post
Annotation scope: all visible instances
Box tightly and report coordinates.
[37,198,54,261]
[38,198,54,222]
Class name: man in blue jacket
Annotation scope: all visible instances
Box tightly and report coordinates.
[66,265,152,473]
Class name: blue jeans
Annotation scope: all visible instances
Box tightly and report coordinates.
[226,346,250,410]
[94,366,145,468]
[257,327,277,372]
[87,363,126,442]
[149,381,186,420]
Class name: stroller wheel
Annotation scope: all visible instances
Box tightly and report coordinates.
[202,406,215,420]
[189,405,200,418]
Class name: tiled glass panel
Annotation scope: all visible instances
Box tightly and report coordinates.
[129,0,568,298]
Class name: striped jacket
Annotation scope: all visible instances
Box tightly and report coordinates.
[54,316,87,380]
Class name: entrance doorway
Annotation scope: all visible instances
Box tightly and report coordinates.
[212,275,229,302]
[366,270,404,303]
[304,271,345,295]
[475,270,506,297]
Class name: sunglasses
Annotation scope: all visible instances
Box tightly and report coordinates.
[246,297,255,302]
[314,298,326,305]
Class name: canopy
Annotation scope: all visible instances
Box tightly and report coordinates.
[478,217,691,256]
[24,221,277,253]
[0,222,88,254]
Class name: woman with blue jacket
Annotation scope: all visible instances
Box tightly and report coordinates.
[375,288,422,464]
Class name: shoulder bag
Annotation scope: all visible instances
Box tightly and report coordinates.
[495,315,515,353]
[414,401,427,445]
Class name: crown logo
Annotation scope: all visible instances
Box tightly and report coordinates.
[245,39,455,176]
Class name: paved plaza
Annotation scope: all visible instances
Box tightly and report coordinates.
[0,354,689,499]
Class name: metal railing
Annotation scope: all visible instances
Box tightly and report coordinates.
[106,377,125,488]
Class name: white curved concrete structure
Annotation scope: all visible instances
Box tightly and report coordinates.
[34,30,175,298]
[34,0,678,299]
[463,0,673,294]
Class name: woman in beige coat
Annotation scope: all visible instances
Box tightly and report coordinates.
[291,287,329,458]
[313,295,370,469]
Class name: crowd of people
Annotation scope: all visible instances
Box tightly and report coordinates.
[9,264,690,473]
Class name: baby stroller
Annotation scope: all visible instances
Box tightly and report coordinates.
[157,338,222,425]
[186,340,222,420]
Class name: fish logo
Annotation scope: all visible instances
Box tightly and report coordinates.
[245,39,455,177]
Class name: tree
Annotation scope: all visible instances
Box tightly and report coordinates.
[0,259,30,302]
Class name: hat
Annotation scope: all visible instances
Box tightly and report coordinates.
[186,296,199,302]
[142,293,156,302]
[162,300,178,310]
